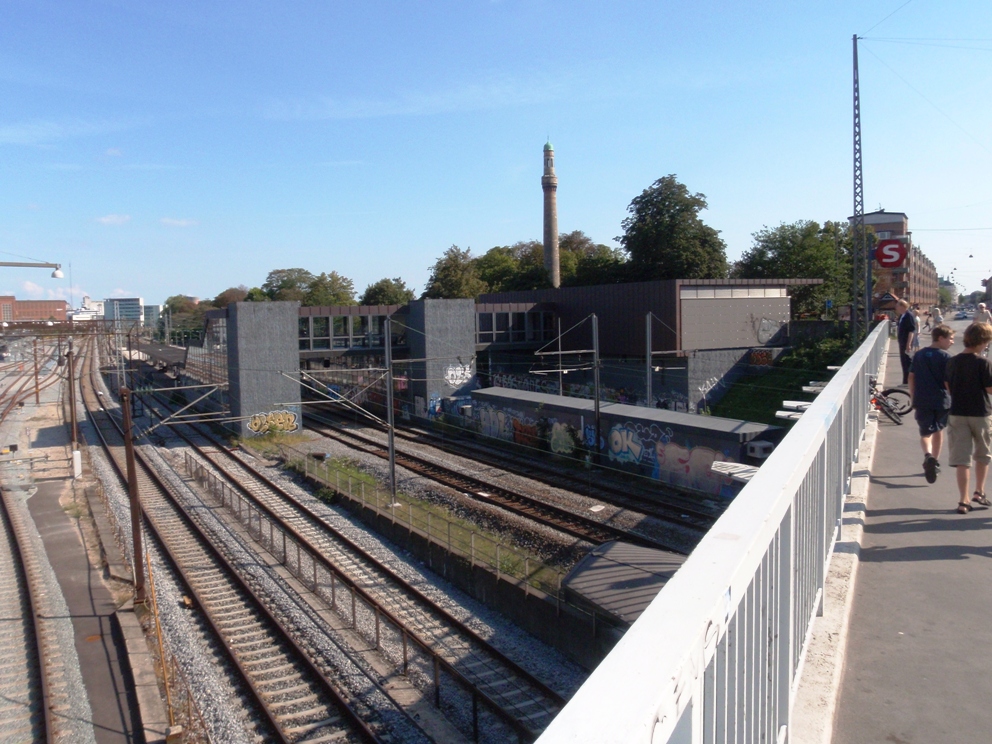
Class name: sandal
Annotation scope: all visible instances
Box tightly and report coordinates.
[958,503,972,514]
[972,492,991,507]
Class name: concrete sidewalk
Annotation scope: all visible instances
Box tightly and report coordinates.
[833,333,992,744]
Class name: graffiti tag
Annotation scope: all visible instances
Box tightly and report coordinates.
[247,410,299,434]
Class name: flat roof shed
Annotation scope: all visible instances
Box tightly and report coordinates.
[562,541,686,625]
[471,387,778,443]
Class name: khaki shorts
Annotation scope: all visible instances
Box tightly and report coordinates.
[947,415,992,467]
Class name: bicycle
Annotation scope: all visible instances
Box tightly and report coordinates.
[869,376,912,424]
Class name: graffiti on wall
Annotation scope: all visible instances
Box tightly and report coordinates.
[549,421,576,455]
[749,349,774,366]
[247,410,299,435]
[445,364,473,387]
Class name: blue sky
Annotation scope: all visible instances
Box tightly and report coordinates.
[2,0,991,306]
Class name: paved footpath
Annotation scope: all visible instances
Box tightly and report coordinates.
[3,375,140,743]
[834,326,992,744]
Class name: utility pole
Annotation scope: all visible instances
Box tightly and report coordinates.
[67,338,78,448]
[120,387,146,603]
[384,318,397,502]
[592,314,601,465]
[645,312,652,408]
[32,338,40,404]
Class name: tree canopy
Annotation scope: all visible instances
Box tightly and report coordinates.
[733,220,852,318]
[305,271,356,306]
[261,268,315,301]
[213,286,248,307]
[360,277,416,305]
[617,175,728,280]
[422,246,488,299]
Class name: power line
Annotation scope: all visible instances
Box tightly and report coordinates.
[862,0,915,36]
[861,44,992,157]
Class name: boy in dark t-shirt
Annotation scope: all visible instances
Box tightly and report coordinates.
[909,324,954,483]
[945,322,992,514]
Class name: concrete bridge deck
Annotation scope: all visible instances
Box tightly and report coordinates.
[832,327,991,744]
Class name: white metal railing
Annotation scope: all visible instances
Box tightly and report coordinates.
[537,322,889,744]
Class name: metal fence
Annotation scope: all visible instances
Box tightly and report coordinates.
[537,322,889,744]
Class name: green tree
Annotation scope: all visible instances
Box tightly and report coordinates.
[244,287,270,302]
[213,285,248,308]
[304,271,356,306]
[938,285,954,307]
[262,268,315,301]
[617,175,728,280]
[422,246,488,299]
[474,247,520,293]
[558,230,626,286]
[733,220,852,318]
[360,277,416,305]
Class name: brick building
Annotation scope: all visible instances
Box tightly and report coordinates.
[852,210,939,312]
[0,296,68,322]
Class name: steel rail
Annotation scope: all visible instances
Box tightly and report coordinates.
[144,392,565,741]
[81,352,384,744]
[0,480,56,743]
[307,406,718,528]
[306,415,659,549]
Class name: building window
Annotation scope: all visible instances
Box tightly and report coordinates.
[478,313,494,343]
[511,312,526,342]
[495,312,510,343]
[299,318,310,338]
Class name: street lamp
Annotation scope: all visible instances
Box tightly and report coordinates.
[0,261,63,278]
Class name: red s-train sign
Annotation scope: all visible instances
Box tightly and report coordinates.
[876,239,908,267]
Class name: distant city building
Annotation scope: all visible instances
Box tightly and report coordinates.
[0,296,68,322]
[143,304,161,328]
[69,295,105,322]
[104,297,144,324]
[850,210,938,312]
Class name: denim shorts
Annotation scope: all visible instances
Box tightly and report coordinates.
[914,407,949,438]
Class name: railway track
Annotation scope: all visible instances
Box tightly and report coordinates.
[82,351,396,743]
[304,412,675,551]
[0,485,55,743]
[307,407,720,530]
[143,391,571,741]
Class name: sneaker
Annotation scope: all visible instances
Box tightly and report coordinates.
[924,455,938,484]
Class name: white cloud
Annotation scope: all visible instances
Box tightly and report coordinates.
[97,214,131,225]
[160,217,198,227]
[109,288,133,297]
[0,118,133,146]
[105,147,123,156]
[20,280,44,299]
[264,75,564,121]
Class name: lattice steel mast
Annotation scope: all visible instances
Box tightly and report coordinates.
[852,33,870,341]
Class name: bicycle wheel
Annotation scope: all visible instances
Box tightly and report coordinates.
[878,399,903,425]
[881,388,912,415]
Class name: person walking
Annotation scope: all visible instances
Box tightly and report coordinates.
[911,310,922,352]
[934,306,944,326]
[923,311,932,331]
[945,322,992,513]
[895,299,916,385]
[975,304,992,357]
[975,302,992,325]
[909,324,955,483]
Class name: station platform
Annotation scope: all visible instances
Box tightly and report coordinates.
[830,335,992,743]
[136,340,187,369]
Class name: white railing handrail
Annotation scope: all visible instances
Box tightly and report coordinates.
[538,323,889,743]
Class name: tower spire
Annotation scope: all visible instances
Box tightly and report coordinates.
[542,140,560,288]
